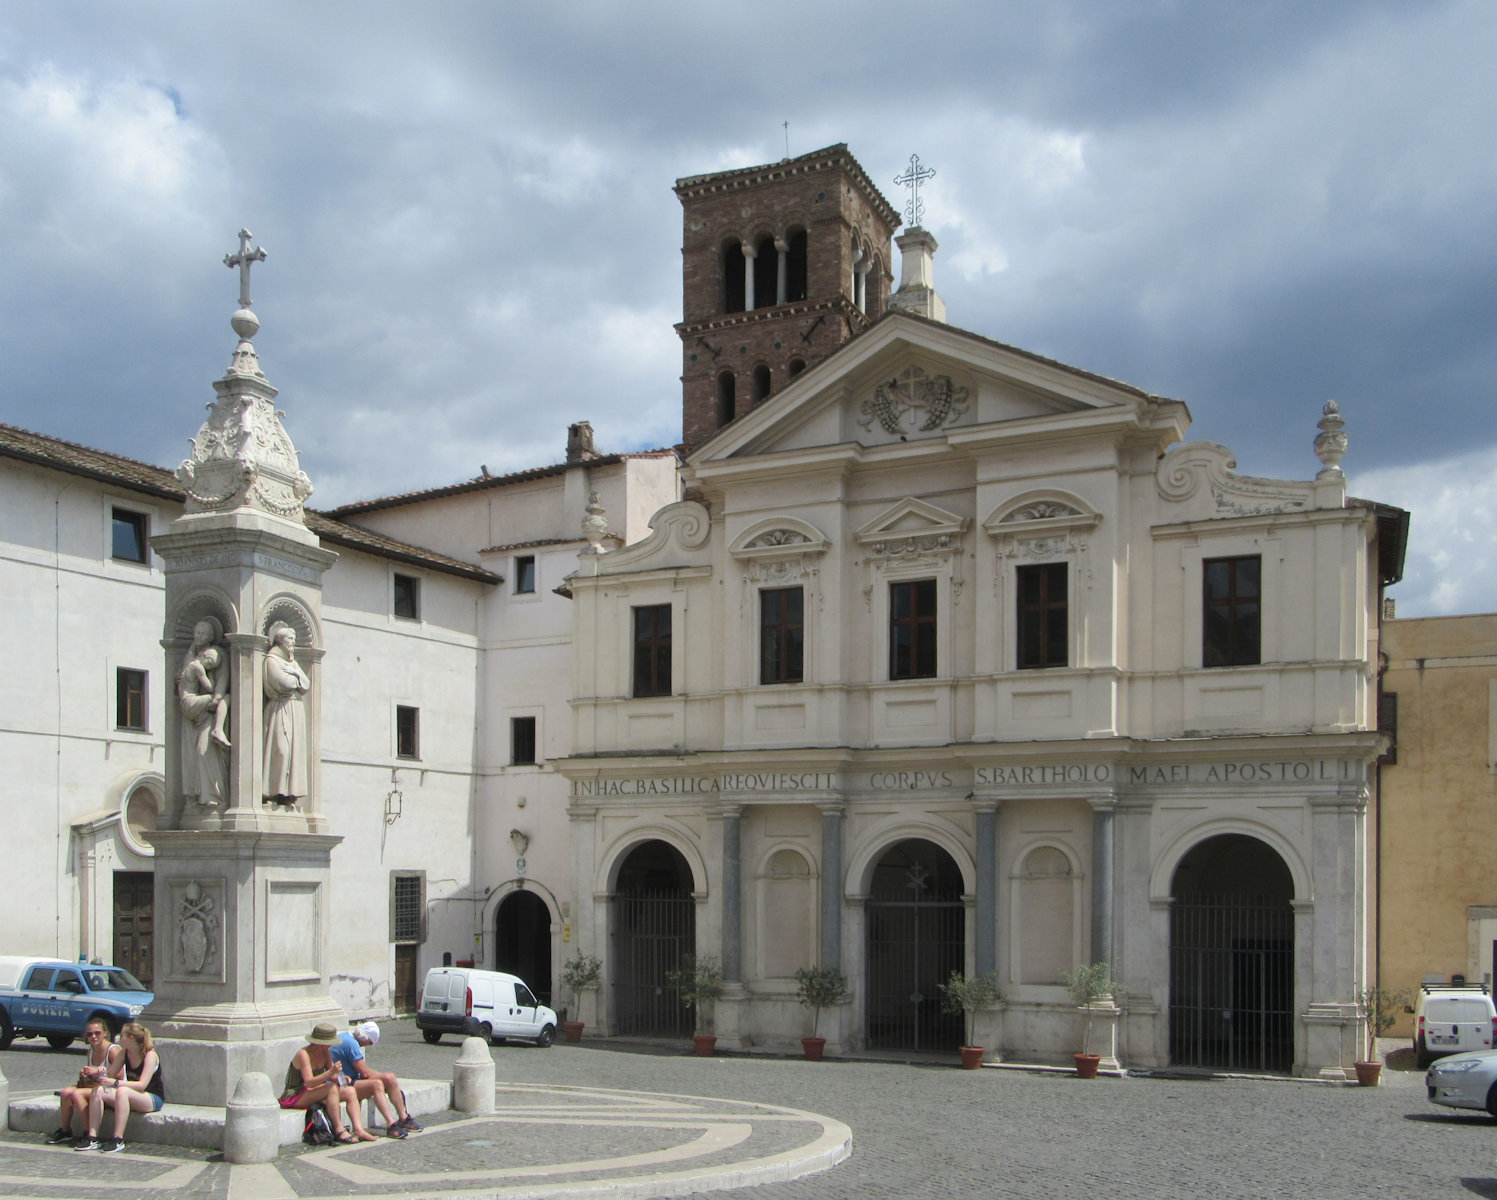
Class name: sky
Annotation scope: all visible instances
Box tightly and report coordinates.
[1,2,1492,617]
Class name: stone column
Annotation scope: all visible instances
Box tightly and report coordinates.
[819,804,843,967]
[1302,778,1368,1079]
[975,802,998,976]
[1090,801,1115,966]
[742,244,757,312]
[775,238,788,305]
[721,805,742,982]
[853,258,869,312]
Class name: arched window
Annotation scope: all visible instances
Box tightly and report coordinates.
[753,364,771,403]
[788,358,806,380]
[717,371,736,426]
[786,229,808,302]
[723,239,745,314]
[753,235,777,310]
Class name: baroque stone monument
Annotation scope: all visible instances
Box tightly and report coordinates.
[147,231,343,1106]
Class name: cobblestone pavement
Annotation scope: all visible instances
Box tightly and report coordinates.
[4,1028,1497,1199]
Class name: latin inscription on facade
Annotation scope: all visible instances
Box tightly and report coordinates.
[570,759,1359,799]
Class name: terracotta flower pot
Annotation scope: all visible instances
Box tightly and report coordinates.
[563,1021,585,1043]
[802,1037,826,1061]
[959,1045,985,1070]
[1353,1061,1382,1087]
[1074,1053,1102,1078]
[693,1034,717,1057]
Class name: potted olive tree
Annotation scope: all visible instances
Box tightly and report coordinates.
[1063,961,1122,1078]
[1354,986,1411,1086]
[938,970,1002,1069]
[559,952,602,1042]
[666,954,724,1056]
[794,965,850,1060]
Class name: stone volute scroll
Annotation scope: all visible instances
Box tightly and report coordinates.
[177,614,231,810]
[262,619,311,810]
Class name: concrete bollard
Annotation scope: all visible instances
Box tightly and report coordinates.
[0,1060,9,1127]
[223,1071,281,1163]
[452,1036,495,1114]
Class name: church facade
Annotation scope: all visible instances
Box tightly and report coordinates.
[0,143,1406,1077]
[557,145,1407,1076]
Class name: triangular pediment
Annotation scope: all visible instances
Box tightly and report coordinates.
[855,496,968,546]
[692,311,1166,466]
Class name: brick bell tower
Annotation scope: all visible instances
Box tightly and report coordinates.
[675,143,901,449]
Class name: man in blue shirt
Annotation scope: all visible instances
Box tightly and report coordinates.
[329,1022,422,1136]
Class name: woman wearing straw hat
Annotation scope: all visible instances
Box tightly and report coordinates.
[279,1022,377,1143]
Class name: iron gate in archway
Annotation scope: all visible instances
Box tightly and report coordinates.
[865,840,965,1052]
[612,841,695,1037]
[1170,893,1294,1072]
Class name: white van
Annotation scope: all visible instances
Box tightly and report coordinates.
[415,968,557,1048]
[1412,983,1496,1067]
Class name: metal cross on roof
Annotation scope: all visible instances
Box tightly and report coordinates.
[224,228,268,309]
[893,153,936,228]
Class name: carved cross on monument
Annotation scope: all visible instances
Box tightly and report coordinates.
[894,154,936,228]
[224,229,268,310]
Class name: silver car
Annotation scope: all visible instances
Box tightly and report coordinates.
[1427,1049,1497,1116]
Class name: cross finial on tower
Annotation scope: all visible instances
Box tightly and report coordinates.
[224,229,268,310]
[894,154,936,228]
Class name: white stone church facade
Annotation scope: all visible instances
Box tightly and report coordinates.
[0,144,1405,1077]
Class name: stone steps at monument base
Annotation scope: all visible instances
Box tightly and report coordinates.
[6,1077,451,1149]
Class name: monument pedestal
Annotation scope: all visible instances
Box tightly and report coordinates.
[147,828,344,1107]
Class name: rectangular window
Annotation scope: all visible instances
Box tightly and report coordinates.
[759,587,804,684]
[111,508,149,564]
[396,705,420,759]
[511,715,537,765]
[116,668,147,731]
[1017,563,1068,669]
[1203,555,1261,667]
[514,555,536,594]
[393,573,420,620]
[889,579,937,679]
[632,604,672,698]
[390,871,426,944]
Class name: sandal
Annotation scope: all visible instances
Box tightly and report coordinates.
[335,1132,359,1145]
[385,1125,408,1139]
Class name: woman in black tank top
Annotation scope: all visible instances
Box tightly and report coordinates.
[80,1022,163,1152]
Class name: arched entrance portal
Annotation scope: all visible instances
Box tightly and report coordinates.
[1169,834,1295,1073]
[612,841,695,1036]
[494,890,552,1006]
[865,839,965,1052]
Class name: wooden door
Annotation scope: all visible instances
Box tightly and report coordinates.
[112,871,154,986]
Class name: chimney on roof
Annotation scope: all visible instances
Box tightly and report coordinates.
[567,421,597,463]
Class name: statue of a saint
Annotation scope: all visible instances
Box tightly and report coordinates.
[262,622,310,807]
[178,617,230,807]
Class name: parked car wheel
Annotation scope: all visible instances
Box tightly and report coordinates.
[480,1023,493,1044]
[46,1033,73,1049]
[422,1030,442,1045]
[1485,1081,1497,1119]
[1417,1036,1432,1069]
[536,1024,555,1048]
[0,1012,13,1051]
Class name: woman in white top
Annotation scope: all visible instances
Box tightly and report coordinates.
[45,1018,122,1145]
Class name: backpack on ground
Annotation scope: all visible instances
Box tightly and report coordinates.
[302,1102,336,1146]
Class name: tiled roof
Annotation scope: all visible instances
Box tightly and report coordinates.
[0,423,500,584]
[328,448,678,517]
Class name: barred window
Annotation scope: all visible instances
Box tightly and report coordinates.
[391,872,425,944]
